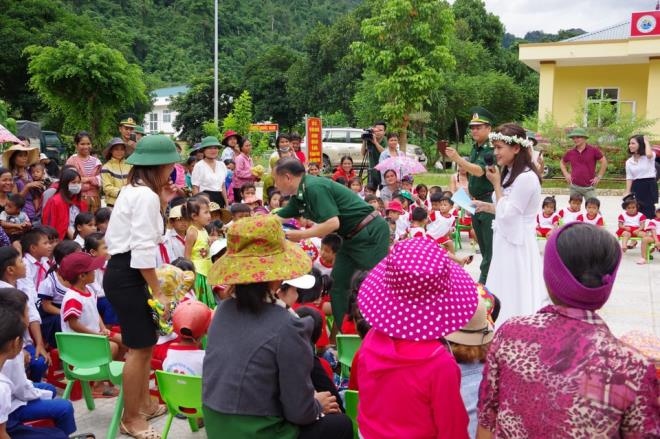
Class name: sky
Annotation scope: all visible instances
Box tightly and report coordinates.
[480,0,657,36]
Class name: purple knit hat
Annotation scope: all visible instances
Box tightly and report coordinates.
[358,238,478,341]
[544,222,621,310]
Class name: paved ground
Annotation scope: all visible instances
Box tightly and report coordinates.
[71,194,659,438]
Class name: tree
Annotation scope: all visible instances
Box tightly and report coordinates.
[25,41,150,146]
[221,90,253,137]
[452,0,504,53]
[170,73,238,143]
[351,0,456,148]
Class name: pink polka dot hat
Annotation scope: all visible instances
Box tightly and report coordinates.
[358,238,478,341]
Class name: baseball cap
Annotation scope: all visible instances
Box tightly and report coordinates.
[59,252,106,284]
[282,274,316,290]
[172,300,213,339]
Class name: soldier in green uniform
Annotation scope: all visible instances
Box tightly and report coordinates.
[446,108,495,284]
[117,115,138,156]
[274,157,390,326]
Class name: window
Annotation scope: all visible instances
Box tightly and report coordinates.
[163,109,171,123]
[324,130,347,143]
[149,113,158,132]
[348,130,363,144]
[584,88,632,127]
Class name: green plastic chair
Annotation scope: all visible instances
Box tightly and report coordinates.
[55,332,124,439]
[336,334,362,380]
[452,209,473,250]
[155,370,203,439]
[344,390,359,439]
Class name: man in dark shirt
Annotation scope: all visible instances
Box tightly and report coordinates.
[560,128,607,201]
[361,121,387,188]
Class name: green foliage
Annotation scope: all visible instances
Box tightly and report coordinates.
[452,0,504,52]
[202,121,221,138]
[0,100,17,134]
[222,91,254,137]
[24,40,150,146]
[352,0,456,146]
[321,111,351,128]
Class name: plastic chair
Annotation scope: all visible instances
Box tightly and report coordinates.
[155,370,203,439]
[344,390,359,439]
[336,334,362,380]
[452,209,473,250]
[618,236,651,262]
[55,332,124,439]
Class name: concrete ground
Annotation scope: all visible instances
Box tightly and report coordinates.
[71,194,658,438]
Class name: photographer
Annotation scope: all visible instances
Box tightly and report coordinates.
[360,121,387,188]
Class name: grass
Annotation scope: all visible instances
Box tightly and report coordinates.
[541,178,625,190]
[413,172,452,188]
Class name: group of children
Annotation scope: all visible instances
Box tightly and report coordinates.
[536,193,660,264]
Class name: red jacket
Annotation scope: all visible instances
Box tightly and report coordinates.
[42,193,88,240]
[331,167,356,183]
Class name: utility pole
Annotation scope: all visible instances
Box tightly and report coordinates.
[214,0,219,124]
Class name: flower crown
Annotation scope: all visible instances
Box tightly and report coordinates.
[488,132,534,148]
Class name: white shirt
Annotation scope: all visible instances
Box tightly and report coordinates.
[618,211,646,228]
[536,212,560,229]
[1,355,50,414]
[191,159,227,193]
[163,345,205,376]
[427,211,455,240]
[106,184,163,269]
[0,373,11,424]
[646,218,660,232]
[625,155,656,180]
[394,212,410,241]
[61,287,100,334]
[23,253,48,291]
[558,207,583,225]
[37,272,69,305]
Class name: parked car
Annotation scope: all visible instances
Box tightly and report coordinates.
[303,127,427,174]
[16,120,67,164]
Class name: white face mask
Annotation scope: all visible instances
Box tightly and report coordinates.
[68,183,82,195]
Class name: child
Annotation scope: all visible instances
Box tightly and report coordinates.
[405,207,429,239]
[21,228,52,291]
[414,183,430,211]
[182,197,214,308]
[394,191,413,238]
[60,251,125,401]
[159,205,188,264]
[314,234,341,278]
[427,193,456,253]
[94,207,112,234]
[558,193,584,225]
[0,247,49,383]
[0,289,77,439]
[536,196,560,238]
[348,177,364,199]
[364,185,377,197]
[229,203,251,223]
[72,212,96,247]
[618,197,647,253]
[385,200,406,241]
[401,175,414,193]
[38,225,60,267]
[240,182,257,200]
[641,207,660,264]
[29,163,48,216]
[38,240,82,346]
[223,158,235,194]
[577,197,604,227]
[84,233,119,326]
[163,301,212,376]
[268,190,282,212]
[243,195,262,212]
[307,162,321,176]
[0,193,31,241]
[364,195,381,216]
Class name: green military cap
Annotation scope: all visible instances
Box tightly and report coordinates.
[118,115,138,127]
[134,125,145,135]
[567,127,589,138]
[468,107,495,126]
[200,136,222,149]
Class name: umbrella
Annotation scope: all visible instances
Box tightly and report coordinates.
[375,155,426,176]
[0,124,21,144]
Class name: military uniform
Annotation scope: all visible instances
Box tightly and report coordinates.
[467,108,496,284]
[277,174,390,325]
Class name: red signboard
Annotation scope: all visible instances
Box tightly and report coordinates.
[631,11,660,37]
[250,123,279,133]
[306,117,323,165]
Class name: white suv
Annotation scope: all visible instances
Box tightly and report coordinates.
[303,127,427,173]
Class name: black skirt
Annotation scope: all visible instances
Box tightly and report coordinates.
[631,177,658,219]
[104,252,158,349]
[202,190,226,208]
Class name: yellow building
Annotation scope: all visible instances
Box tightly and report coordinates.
[519,14,660,136]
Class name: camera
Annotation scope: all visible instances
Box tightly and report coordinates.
[361,128,374,141]
[129,133,137,142]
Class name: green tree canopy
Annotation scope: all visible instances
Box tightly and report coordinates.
[25,40,150,146]
[351,0,456,147]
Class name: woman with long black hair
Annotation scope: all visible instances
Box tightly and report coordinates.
[625,134,657,219]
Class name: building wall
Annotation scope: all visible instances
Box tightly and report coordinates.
[550,64,650,127]
[144,104,180,135]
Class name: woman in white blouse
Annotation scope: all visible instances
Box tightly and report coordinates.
[473,123,547,326]
[191,136,228,207]
[103,135,180,438]
[626,135,657,219]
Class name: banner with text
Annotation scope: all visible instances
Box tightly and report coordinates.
[306,117,323,165]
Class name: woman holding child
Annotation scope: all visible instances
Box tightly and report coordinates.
[103,135,181,439]
[473,123,546,325]
[203,215,353,439]
[3,143,42,222]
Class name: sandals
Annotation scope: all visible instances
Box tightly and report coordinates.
[91,385,119,398]
[120,422,161,439]
[140,403,167,421]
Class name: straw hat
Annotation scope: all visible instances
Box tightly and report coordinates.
[208,215,312,285]
[358,238,478,341]
[444,298,494,346]
[2,144,40,169]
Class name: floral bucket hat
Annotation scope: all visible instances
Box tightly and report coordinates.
[359,237,478,341]
[208,215,312,285]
